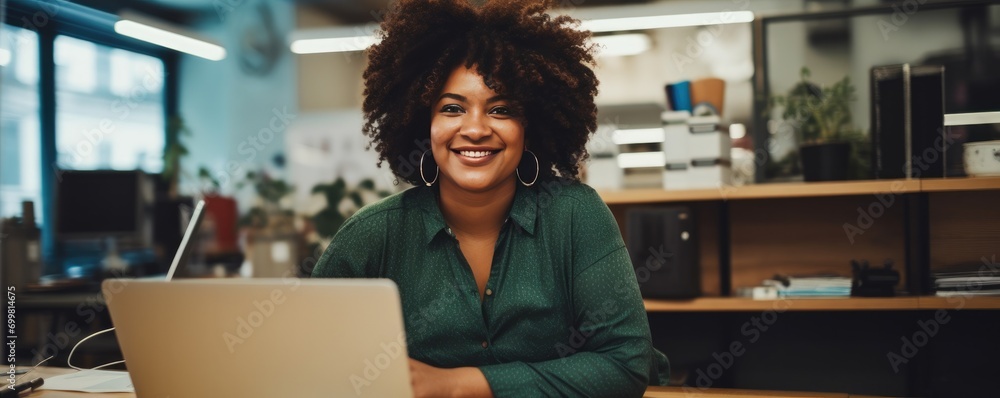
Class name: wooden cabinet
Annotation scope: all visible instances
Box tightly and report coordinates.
[602,178,1000,396]
[600,177,1000,311]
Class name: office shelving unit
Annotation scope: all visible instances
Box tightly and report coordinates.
[599,177,1000,311]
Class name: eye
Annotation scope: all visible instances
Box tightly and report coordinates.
[440,104,464,114]
[489,106,512,116]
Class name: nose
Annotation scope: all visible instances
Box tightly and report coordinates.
[460,112,492,141]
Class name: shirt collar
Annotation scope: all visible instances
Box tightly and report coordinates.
[409,183,538,246]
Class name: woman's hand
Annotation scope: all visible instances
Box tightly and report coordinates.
[409,359,493,398]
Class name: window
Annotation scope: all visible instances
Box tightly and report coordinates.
[55,35,165,172]
[0,24,41,220]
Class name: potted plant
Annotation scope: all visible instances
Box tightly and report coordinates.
[299,178,388,265]
[770,67,864,182]
[232,170,298,277]
[162,115,190,198]
[310,178,391,240]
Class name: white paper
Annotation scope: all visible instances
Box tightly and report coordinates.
[40,370,134,393]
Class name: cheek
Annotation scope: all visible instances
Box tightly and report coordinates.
[429,118,453,146]
[501,124,526,151]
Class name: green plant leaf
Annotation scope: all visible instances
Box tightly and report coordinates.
[349,191,364,208]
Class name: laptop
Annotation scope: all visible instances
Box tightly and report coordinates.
[102,202,413,397]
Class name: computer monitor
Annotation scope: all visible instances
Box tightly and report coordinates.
[55,170,153,244]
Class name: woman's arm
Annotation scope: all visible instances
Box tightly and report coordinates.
[409,359,493,398]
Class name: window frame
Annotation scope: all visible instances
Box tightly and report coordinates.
[4,0,179,273]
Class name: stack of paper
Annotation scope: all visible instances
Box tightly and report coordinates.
[762,276,852,298]
[934,270,1000,297]
[40,370,134,393]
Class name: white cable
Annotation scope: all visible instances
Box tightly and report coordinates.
[67,327,121,371]
[90,360,126,370]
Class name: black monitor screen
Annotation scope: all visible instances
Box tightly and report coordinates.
[57,171,140,237]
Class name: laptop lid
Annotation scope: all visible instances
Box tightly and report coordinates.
[165,200,206,281]
[101,278,412,398]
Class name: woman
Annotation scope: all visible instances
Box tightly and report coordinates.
[312,0,670,396]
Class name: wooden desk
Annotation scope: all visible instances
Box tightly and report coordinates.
[26,367,886,398]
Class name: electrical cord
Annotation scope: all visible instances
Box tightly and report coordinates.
[67,327,124,371]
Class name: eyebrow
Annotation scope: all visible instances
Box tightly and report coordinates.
[437,93,510,104]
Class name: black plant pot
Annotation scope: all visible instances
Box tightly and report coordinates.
[800,141,851,182]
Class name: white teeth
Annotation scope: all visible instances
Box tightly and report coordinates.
[459,150,494,158]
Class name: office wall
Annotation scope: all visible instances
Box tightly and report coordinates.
[296,6,366,111]
[177,1,299,210]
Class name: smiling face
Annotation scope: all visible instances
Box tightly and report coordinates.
[430,65,525,193]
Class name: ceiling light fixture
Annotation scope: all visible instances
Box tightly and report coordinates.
[289,27,379,54]
[581,11,755,33]
[287,10,753,55]
[115,10,226,61]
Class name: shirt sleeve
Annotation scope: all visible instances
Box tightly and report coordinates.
[479,186,655,398]
[310,211,386,279]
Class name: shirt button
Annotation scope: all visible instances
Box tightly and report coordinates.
[485,288,493,296]
[481,341,489,349]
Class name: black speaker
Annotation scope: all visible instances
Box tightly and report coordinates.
[625,207,700,299]
[871,64,946,179]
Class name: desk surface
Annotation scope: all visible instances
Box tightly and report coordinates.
[24,367,886,398]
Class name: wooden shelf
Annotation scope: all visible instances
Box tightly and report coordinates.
[599,177,1000,205]
[600,179,920,204]
[643,296,1000,312]
[918,295,1000,310]
[919,176,1000,192]
[598,187,723,204]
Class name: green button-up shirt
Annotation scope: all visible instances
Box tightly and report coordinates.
[312,181,669,397]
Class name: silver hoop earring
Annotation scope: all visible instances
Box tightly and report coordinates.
[419,150,439,186]
[517,150,539,187]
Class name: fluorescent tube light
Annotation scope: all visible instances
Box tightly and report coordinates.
[0,48,10,67]
[286,10,753,55]
[612,128,665,145]
[592,33,651,57]
[582,11,755,33]
[291,35,378,54]
[289,27,380,54]
[944,112,1000,127]
[115,10,226,61]
[617,152,665,169]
